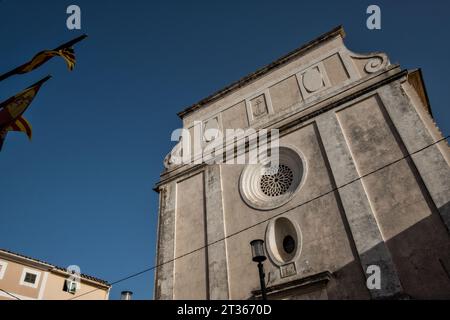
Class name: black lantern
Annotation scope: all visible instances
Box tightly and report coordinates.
[250,239,267,262]
[250,239,268,300]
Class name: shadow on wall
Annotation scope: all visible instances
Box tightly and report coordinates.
[251,202,450,300]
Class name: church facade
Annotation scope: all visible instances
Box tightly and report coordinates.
[153,26,450,300]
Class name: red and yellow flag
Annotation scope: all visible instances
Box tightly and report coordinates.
[0,130,6,149]
[18,47,76,73]
[4,116,32,140]
[0,77,50,150]
[0,34,86,83]
[0,76,50,128]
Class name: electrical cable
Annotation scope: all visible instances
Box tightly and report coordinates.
[68,135,449,300]
[0,288,21,300]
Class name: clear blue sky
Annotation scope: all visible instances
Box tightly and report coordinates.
[0,0,449,300]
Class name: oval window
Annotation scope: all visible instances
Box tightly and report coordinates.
[283,235,296,254]
[266,217,302,265]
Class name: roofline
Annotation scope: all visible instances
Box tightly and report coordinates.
[177,25,345,119]
[407,68,433,118]
[0,249,111,287]
[52,267,111,289]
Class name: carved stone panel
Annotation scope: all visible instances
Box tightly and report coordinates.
[245,92,275,124]
[269,76,303,113]
[251,94,268,119]
[203,116,220,143]
[349,52,389,77]
[280,263,297,278]
[298,62,331,100]
[222,101,248,130]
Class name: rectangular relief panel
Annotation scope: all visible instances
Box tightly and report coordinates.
[173,172,208,299]
[269,75,303,113]
[222,101,249,130]
[322,53,350,87]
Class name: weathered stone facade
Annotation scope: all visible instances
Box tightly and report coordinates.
[154,26,450,300]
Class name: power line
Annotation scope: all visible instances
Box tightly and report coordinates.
[69,135,450,300]
[0,288,21,300]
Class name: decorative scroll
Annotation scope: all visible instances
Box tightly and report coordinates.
[349,51,390,75]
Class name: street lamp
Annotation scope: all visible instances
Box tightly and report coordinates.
[250,239,268,300]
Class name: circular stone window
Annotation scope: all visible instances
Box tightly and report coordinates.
[239,146,305,211]
[260,165,294,197]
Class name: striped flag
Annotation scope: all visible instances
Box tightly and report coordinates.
[0,130,6,151]
[4,116,33,140]
[0,76,50,127]
[18,47,76,73]
[0,34,87,82]
[0,76,50,150]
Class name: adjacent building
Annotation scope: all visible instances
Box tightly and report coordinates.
[0,249,111,300]
[153,26,450,299]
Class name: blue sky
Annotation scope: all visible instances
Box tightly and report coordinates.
[0,0,449,300]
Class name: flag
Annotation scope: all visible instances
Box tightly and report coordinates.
[0,76,50,151]
[17,47,76,73]
[0,116,32,151]
[4,116,33,140]
[0,34,87,82]
[0,76,50,128]
[0,130,6,151]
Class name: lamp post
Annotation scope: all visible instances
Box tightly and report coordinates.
[250,239,268,300]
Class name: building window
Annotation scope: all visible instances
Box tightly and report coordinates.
[19,268,41,288]
[283,235,296,254]
[260,164,294,197]
[0,260,8,280]
[266,217,302,267]
[24,272,37,284]
[63,280,78,294]
[240,146,306,210]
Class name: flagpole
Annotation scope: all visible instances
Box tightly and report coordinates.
[0,75,52,108]
[0,34,88,83]
[54,34,88,51]
[28,75,53,88]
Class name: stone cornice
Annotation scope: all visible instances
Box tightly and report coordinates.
[154,66,408,192]
[177,26,345,119]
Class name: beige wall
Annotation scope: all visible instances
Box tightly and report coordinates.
[173,172,208,299]
[0,259,43,300]
[42,272,109,300]
[0,256,109,300]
